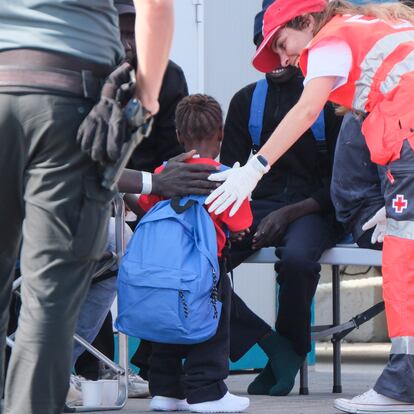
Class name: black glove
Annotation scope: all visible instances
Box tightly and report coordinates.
[252,207,293,249]
[152,151,220,198]
[76,62,135,166]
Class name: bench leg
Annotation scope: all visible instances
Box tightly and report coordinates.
[299,360,309,395]
[332,265,342,393]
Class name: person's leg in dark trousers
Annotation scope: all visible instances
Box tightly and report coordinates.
[275,214,335,356]
[75,312,114,380]
[228,199,285,396]
[1,94,114,414]
[131,340,152,380]
[0,99,24,401]
[183,273,232,404]
[229,200,338,396]
[229,292,271,362]
[149,343,186,399]
[231,200,337,356]
[228,235,273,361]
[228,198,284,362]
[261,213,336,396]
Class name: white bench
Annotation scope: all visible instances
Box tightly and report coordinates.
[245,245,383,394]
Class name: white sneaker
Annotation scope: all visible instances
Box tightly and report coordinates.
[334,389,414,413]
[150,396,190,411]
[66,375,83,406]
[127,369,150,398]
[188,392,250,413]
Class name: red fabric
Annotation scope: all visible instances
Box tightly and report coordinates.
[299,15,414,165]
[138,158,253,256]
[382,235,414,337]
[300,15,414,111]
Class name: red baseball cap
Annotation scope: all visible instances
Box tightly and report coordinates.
[252,0,327,73]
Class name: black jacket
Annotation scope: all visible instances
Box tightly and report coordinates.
[331,112,385,241]
[220,73,342,213]
[127,60,188,172]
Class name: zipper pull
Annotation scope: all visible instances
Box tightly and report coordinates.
[386,169,395,184]
[179,290,189,318]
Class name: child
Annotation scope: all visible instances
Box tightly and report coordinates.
[136,94,252,413]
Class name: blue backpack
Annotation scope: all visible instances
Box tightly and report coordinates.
[248,79,326,154]
[115,193,223,345]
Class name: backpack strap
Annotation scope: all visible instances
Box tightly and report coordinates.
[310,110,326,142]
[248,79,268,154]
[249,80,327,151]
[171,197,196,213]
[170,165,229,214]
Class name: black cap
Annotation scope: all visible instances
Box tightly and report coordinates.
[253,0,275,46]
[114,0,135,15]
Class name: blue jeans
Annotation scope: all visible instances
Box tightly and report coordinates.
[72,276,117,367]
[71,218,132,367]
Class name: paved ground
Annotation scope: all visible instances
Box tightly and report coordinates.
[85,361,384,414]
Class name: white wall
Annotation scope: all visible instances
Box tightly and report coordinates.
[171,0,263,113]
[203,0,263,112]
[170,1,203,93]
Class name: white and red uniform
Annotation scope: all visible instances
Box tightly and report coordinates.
[300,14,414,402]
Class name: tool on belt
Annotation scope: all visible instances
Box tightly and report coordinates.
[100,97,153,191]
[76,62,135,165]
[76,61,154,190]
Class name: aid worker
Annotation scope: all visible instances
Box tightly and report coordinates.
[206,0,414,412]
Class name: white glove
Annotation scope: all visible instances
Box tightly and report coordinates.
[361,206,386,244]
[205,155,270,216]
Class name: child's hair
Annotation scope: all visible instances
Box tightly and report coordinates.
[285,0,414,36]
[175,94,223,143]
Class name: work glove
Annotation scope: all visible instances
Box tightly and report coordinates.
[77,62,135,166]
[362,206,386,244]
[205,155,270,216]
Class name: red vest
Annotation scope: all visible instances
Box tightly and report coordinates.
[300,15,414,164]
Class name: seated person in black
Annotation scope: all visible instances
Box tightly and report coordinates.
[219,0,344,396]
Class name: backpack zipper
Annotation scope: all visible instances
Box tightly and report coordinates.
[211,268,219,319]
[179,290,189,318]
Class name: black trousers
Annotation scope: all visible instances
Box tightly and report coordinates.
[229,198,340,357]
[149,272,232,404]
[132,290,270,371]
[356,228,383,251]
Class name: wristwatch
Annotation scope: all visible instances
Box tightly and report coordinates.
[256,154,269,169]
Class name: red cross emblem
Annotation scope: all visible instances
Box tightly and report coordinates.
[392,194,408,214]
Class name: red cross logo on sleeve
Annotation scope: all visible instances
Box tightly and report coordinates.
[392,194,408,213]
